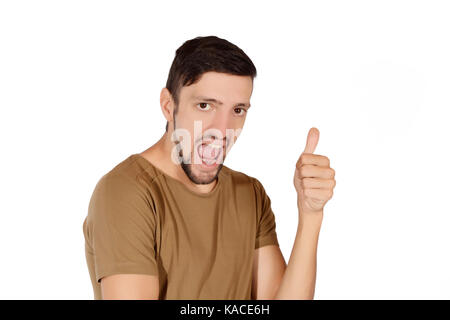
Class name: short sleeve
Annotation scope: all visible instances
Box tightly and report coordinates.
[253,177,279,249]
[84,173,158,283]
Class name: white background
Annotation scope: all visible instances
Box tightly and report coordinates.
[0,0,449,299]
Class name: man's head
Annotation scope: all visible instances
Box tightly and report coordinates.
[160,36,257,185]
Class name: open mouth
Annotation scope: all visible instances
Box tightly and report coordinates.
[197,142,223,166]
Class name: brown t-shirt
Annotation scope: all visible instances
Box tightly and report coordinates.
[82,153,279,299]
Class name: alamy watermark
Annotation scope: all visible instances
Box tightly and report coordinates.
[170,120,242,165]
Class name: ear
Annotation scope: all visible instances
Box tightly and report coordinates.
[160,87,175,122]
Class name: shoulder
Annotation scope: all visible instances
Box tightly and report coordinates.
[91,156,142,197]
[220,165,263,191]
[92,154,162,195]
[101,154,162,184]
[87,154,159,221]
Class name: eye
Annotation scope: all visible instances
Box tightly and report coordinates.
[234,107,247,116]
[197,102,212,111]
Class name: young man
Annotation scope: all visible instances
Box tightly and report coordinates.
[82,35,336,300]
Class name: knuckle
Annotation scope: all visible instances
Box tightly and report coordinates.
[299,153,308,163]
[303,177,312,188]
[305,165,311,176]
[300,166,307,176]
[301,178,307,188]
[329,168,335,177]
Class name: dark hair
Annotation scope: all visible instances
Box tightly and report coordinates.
[164,35,257,131]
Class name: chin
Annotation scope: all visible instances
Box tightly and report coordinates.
[181,162,223,185]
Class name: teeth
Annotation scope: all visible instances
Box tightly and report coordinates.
[198,142,223,165]
[202,143,222,149]
[203,158,216,165]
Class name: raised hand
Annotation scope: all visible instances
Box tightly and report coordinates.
[294,127,336,215]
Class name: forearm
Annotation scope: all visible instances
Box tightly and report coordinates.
[274,211,323,300]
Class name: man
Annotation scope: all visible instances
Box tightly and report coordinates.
[82,35,336,300]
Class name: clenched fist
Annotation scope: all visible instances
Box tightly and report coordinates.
[294,127,336,215]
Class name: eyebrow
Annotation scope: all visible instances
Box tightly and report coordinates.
[193,96,251,108]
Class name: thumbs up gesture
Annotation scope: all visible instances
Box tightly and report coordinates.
[294,127,336,216]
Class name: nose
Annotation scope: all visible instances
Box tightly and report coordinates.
[201,109,238,151]
[208,109,233,140]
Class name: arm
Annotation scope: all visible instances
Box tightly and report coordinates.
[101,274,159,300]
[273,127,335,299]
[251,245,286,300]
[274,214,322,299]
[250,215,322,300]
[258,127,335,300]
[85,174,160,300]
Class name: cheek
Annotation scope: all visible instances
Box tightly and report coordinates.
[234,115,246,127]
[229,122,244,138]
[180,113,216,134]
[173,115,196,137]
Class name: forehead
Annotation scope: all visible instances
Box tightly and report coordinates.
[180,71,253,103]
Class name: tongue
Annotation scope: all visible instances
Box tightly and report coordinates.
[201,144,217,159]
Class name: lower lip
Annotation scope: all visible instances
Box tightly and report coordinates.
[200,160,219,169]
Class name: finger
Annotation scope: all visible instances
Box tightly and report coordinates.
[300,177,336,189]
[304,188,333,200]
[296,153,330,168]
[303,127,320,154]
[296,165,335,179]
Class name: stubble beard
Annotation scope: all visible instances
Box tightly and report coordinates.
[173,117,224,185]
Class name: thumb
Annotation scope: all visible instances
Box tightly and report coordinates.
[303,127,320,154]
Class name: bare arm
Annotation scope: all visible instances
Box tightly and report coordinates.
[274,214,322,299]
[273,127,335,299]
[100,274,159,300]
[251,214,322,300]
[251,245,286,299]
